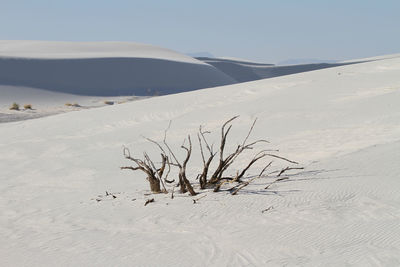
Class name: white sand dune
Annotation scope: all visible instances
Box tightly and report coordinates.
[1,41,389,99]
[0,40,207,62]
[0,41,236,96]
[197,56,365,82]
[0,54,399,266]
[340,53,400,63]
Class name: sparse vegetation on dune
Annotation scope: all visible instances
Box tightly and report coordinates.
[65,102,81,107]
[122,116,300,197]
[23,104,32,110]
[9,102,20,110]
[9,103,34,111]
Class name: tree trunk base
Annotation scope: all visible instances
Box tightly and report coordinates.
[149,177,161,193]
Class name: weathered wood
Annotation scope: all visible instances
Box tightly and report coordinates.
[121,147,167,194]
[197,126,216,189]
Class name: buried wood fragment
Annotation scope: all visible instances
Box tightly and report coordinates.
[262,206,274,213]
[192,194,207,204]
[144,198,155,206]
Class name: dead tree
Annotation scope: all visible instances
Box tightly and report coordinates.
[121,147,168,193]
[121,116,301,197]
[208,117,268,185]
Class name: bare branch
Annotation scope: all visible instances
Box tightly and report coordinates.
[264,177,289,190]
[259,161,273,177]
[277,167,304,177]
[181,135,192,168]
[143,136,168,156]
[120,166,143,171]
[179,135,196,196]
[199,125,213,154]
[163,156,174,183]
[231,161,272,195]
[242,117,257,146]
[161,121,182,168]
[265,154,299,164]
[197,133,206,165]
[163,135,181,168]
[197,126,217,189]
[263,166,304,190]
[236,152,268,181]
[220,116,239,159]
[163,120,172,143]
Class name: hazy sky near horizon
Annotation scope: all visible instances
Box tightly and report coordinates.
[1,0,399,63]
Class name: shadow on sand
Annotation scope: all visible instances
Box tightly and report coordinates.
[0,57,236,96]
[197,57,365,83]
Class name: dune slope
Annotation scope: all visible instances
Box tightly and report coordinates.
[0,41,236,96]
[0,55,400,266]
[197,56,360,82]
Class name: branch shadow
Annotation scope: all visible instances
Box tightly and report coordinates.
[221,168,346,196]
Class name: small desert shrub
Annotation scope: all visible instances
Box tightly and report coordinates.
[9,102,20,110]
[104,101,114,105]
[65,103,80,107]
[24,104,32,110]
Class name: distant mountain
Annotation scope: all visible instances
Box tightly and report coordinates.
[186,52,215,58]
[277,58,338,65]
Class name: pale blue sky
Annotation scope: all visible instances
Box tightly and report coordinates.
[1,0,399,63]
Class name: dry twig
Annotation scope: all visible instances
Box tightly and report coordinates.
[144,198,155,206]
